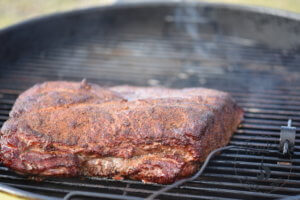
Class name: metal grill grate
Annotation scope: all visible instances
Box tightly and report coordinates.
[0,3,300,199]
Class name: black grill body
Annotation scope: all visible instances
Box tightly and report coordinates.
[0,2,299,200]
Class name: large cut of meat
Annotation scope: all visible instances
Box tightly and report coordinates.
[0,81,243,184]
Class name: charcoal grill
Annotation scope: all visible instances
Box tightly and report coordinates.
[0,1,300,199]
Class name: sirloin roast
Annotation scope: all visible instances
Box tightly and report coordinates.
[0,80,243,184]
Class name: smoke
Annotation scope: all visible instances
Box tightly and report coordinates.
[171,1,278,96]
[174,0,210,56]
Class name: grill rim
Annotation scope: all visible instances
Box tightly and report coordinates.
[1,0,300,35]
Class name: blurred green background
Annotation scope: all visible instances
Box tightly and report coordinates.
[0,0,299,29]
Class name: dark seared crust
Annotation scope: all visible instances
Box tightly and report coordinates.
[0,81,243,184]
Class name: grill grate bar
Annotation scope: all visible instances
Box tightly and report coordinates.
[232,93,300,101]
[8,183,70,195]
[0,81,298,106]
[3,182,242,200]
[207,166,298,179]
[241,123,300,131]
[243,109,300,117]
[239,103,300,112]
[230,141,278,148]
[15,54,300,80]
[1,75,300,105]
[189,180,300,193]
[236,129,283,136]
[75,33,298,59]
[0,110,10,115]
[11,59,181,76]
[27,45,296,71]
[218,153,300,163]
[60,36,300,67]
[233,135,299,144]
[0,180,284,200]
[203,173,300,185]
[0,99,16,104]
[0,160,298,200]
[209,161,300,171]
[244,113,300,121]
[243,119,300,126]
[2,61,299,97]
[1,164,298,188]
[1,64,291,89]
[232,134,280,142]
[178,185,286,199]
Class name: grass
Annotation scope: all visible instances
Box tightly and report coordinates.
[205,0,300,12]
[0,0,299,29]
[0,0,113,28]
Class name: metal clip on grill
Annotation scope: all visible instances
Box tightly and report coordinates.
[280,119,296,156]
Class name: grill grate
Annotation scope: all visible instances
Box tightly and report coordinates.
[0,3,300,199]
